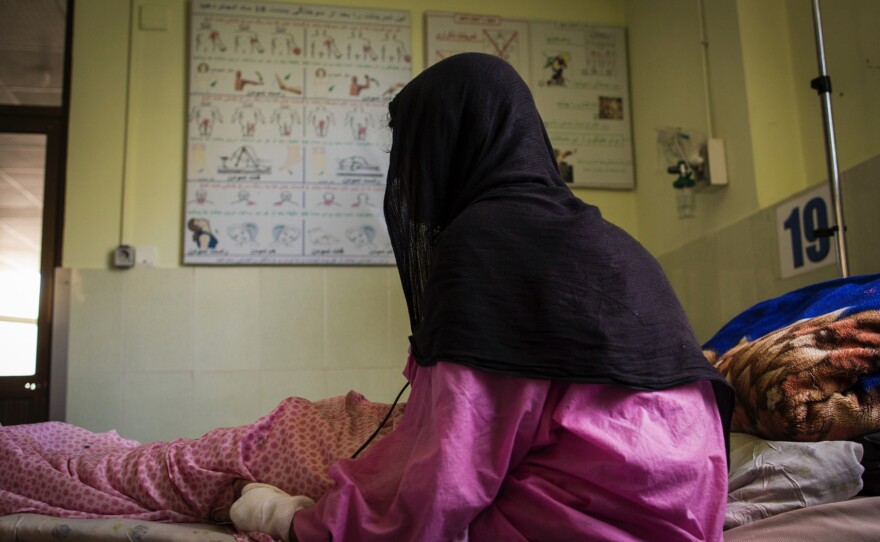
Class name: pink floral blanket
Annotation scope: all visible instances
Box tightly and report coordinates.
[0,392,403,538]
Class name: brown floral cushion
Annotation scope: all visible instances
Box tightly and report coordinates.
[706,309,880,441]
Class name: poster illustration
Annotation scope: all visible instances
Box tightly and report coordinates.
[185,2,411,265]
[426,12,633,189]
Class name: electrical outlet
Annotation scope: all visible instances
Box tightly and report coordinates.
[113,245,136,269]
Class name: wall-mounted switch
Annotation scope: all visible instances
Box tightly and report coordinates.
[135,246,157,268]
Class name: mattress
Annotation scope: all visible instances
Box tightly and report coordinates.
[0,513,237,541]
[724,496,880,541]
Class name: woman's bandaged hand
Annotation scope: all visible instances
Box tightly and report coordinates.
[230,483,315,541]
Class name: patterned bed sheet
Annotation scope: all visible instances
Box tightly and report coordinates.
[0,513,237,541]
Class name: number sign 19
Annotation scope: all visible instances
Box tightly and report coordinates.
[776,184,836,279]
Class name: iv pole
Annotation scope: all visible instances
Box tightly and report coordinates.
[809,0,849,278]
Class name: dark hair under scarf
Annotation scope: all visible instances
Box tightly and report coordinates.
[384,53,732,450]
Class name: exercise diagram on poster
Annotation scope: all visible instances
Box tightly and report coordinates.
[185,1,411,265]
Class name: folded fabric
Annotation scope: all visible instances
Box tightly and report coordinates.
[708,309,880,440]
[703,274,880,441]
[725,433,864,529]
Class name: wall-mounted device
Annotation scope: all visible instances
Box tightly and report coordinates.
[113,245,136,269]
[695,137,728,191]
[112,245,157,269]
[657,127,728,219]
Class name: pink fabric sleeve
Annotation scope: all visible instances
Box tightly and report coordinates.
[293,357,553,541]
[294,357,727,542]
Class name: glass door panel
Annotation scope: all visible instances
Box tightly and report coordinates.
[0,133,45,378]
[0,0,68,425]
[0,131,48,423]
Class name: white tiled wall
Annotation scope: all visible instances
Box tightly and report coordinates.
[660,155,880,343]
[61,267,411,443]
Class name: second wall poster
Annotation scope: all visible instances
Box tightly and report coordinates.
[426,11,634,190]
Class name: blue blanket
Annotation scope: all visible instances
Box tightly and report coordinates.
[704,273,880,355]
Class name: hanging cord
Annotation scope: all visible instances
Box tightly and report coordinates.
[351,382,410,459]
[119,0,136,245]
[697,0,714,138]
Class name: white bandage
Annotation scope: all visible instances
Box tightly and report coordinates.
[230,483,315,542]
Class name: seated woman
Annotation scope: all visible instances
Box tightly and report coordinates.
[231,53,733,541]
[0,53,732,542]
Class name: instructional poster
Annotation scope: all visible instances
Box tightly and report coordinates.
[426,12,633,189]
[185,2,411,265]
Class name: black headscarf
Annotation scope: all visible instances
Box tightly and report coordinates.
[384,53,732,447]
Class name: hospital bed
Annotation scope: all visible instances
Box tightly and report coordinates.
[0,514,238,541]
[2,274,879,541]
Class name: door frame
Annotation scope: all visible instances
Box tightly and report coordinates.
[0,0,72,424]
[0,109,68,424]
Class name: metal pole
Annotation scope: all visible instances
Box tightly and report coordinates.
[810,0,849,277]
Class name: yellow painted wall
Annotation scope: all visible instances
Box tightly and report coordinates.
[64,0,880,265]
[626,0,879,257]
[739,0,880,210]
[785,0,880,184]
[63,1,879,272]
[653,0,880,340]
[738,0,807,208]
[63,0,634,269]
[627,0,762,256]
[65,0,131,268]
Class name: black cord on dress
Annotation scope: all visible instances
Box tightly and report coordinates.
[350,382,410,459]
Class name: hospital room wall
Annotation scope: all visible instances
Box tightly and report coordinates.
[59,0,629,442]
[628,0,879,256]
[659,155,880,343]
[58,0,880,440]
[635,0,880,341]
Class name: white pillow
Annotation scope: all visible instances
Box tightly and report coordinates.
[725,432,864,529]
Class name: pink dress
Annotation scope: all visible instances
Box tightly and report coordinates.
[1,355,726,541]
[0,393,404,526]
[294,356,728,542]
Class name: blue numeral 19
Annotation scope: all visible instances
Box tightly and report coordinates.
[783,196,831,269]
